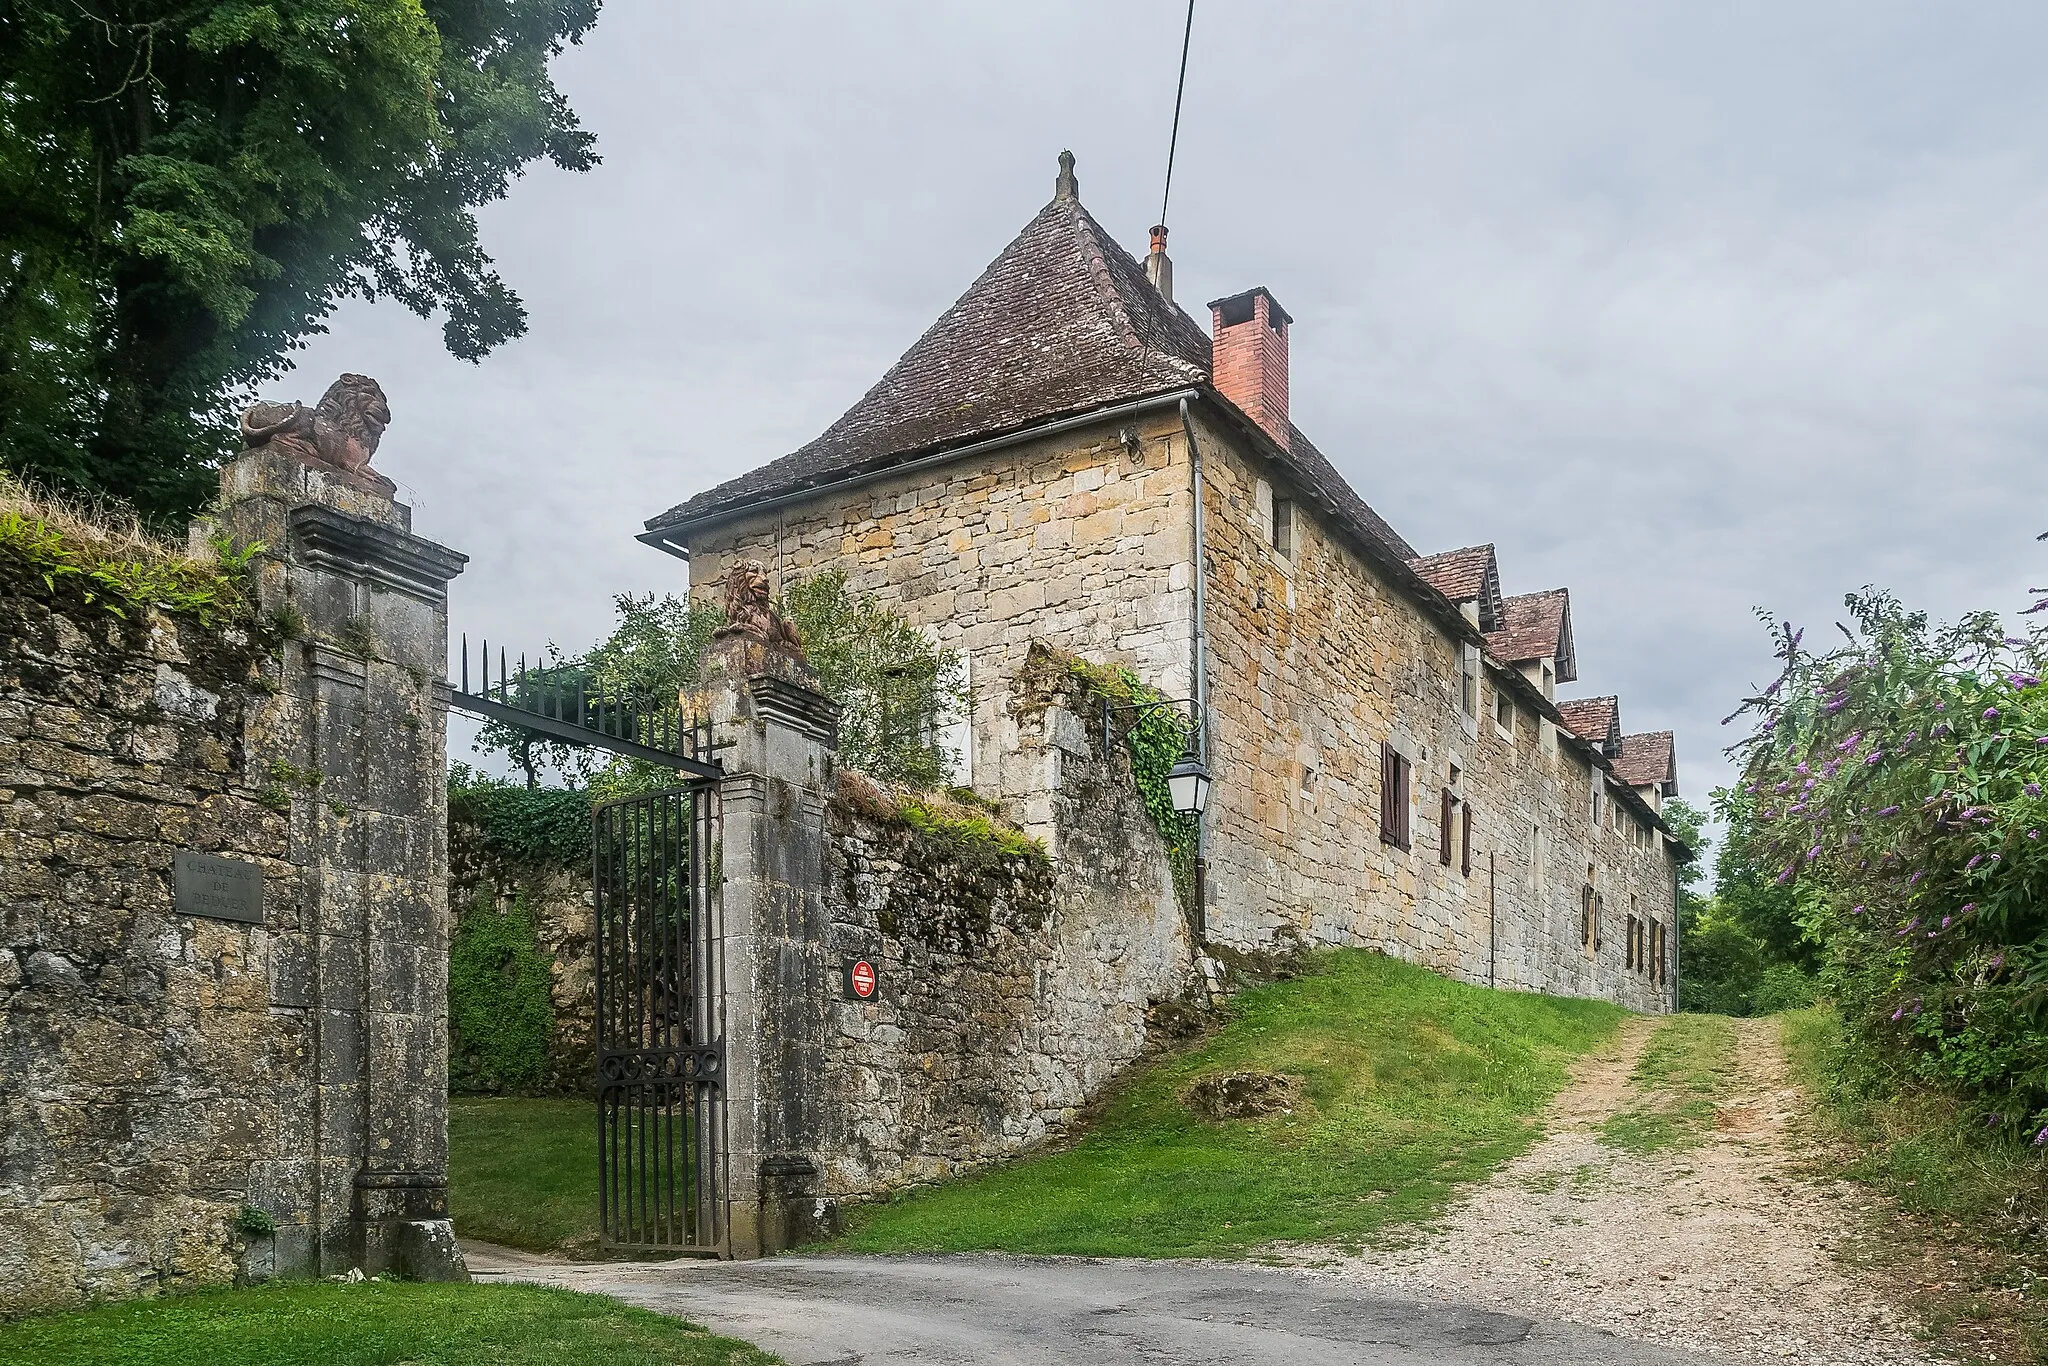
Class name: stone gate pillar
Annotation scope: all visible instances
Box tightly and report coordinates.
[691,577,841,1260]
[207,432,468,1280]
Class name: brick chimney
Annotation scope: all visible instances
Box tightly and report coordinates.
[1207,287,1292,450]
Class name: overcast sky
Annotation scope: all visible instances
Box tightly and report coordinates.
[284,2,2048,850]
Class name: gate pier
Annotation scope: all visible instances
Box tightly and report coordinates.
[695,639,842,1259]
[211,446,470,1281]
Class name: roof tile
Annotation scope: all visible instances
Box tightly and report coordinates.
[1613,731,1677,792]
[1558,696,1620,752]
[1485,589,1575,680]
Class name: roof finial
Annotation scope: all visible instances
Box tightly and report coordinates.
[1055,149,1079,201]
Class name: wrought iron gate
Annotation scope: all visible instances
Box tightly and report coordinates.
[594,781,724,1254]
[445,641,728,1255]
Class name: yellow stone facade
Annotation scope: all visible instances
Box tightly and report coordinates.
[683,405,1676,1012]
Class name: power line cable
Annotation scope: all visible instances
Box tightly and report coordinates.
[1159,0,1195,229]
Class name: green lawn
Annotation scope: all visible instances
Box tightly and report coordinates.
[449,1096,598,1254]
[0,1281,779,1366]
[1599,1012,1741,1154]
[837,948,1626,1257]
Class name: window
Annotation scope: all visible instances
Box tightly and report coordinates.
[1379,742,1412,851]
[1626,915,1638,969]
[1272,497,1294,558]
[1495,690,1515,740]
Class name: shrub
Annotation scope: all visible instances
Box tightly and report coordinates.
[1728,588,2048,1140]
[448,888,556,1094]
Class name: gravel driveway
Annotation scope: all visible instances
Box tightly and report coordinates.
[1313,1016,1944,1365]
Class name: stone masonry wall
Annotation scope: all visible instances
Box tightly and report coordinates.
[808,665,1196,1200]
[1189,406,1674,1012]
[1,450,466,1315]
[685,409,1195,853]
[0,572,291,1312]
[682,402,1674,1013]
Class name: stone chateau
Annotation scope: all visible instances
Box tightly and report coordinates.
[644,152,1685,1011]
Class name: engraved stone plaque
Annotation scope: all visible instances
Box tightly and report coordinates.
[174,851,265,925]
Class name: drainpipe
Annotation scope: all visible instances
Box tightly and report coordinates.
[1180,398,1209,943]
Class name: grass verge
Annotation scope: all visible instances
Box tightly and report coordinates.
[1599,1013,1740,1154]
[449,1097,597,1254]
[837,948,1625,1258]
[1781,1006,2048,1365]
[0,1280,779,1366]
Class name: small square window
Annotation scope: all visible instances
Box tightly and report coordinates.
[1494,691,1514,739]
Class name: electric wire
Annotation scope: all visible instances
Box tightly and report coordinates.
[1159,0,1195,229]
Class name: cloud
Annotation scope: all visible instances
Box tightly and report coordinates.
[284,1,2048,843]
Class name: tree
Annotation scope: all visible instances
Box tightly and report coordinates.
[471,582,967,792]
[0,0,601,520]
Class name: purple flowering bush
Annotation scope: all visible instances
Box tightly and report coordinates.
[1728,590,2048,1141]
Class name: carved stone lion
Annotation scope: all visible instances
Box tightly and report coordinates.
[238,373,391,476]
[713,560,807,662]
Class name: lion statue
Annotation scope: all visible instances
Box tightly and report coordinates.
[238,373,391,476]
[713,559,808,662]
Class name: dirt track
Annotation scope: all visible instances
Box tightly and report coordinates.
[1310,1016,1943,1365]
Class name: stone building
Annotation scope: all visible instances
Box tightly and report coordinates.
[643,153,1684,1011]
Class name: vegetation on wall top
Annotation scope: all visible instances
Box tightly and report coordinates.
[0,470,256,623]
[1060,653,1200,906]
[472,576,966,793]
[448,764,591,869]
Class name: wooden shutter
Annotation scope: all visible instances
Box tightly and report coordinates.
[1461,802,1473,877]
[1393,751,1411,850]
[1440,788,1454,865]
[1379,742,1396,845]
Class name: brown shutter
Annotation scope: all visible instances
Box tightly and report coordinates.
[1396,753,1411,850]
[1379,742,1395,844]
[1440,788,1454,865]
[1461,802,1473,877]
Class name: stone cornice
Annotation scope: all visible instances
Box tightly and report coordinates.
[289,505,468,604]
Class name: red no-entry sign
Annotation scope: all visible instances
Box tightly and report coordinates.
[842,958,879,1001]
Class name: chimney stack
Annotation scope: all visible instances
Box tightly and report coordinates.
[1146,225,1174,304]
[1207,287,1292,450]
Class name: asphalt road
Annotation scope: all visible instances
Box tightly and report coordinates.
[483,1249,1738,1365]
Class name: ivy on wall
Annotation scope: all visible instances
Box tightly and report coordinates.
[1064,657,1201,912]
[448,763,590,867]
[447,886,556,1094]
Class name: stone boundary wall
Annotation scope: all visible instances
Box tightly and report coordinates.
[0,574,287,1313]
[0,449,466,1315]
[812,664,1197,1198]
